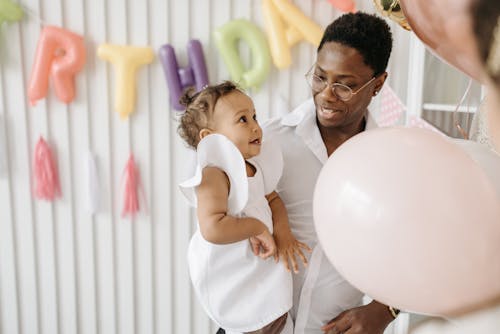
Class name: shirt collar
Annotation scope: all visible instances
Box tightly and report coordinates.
[280,98,379,164]
[281,98,379,130]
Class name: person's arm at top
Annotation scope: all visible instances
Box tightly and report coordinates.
[321,300,396,334]
[266,191,311,273]
[196,166,272,246]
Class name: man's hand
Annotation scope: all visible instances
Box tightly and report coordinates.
[321,300,394,334]
[274,227,311,273]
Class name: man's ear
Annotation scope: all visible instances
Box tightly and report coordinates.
[199,128,212,140]
[373,72,388,95]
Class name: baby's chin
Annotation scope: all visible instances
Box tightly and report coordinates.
[244,148,261,159]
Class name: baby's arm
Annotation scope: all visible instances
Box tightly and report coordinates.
[196,167,275,255]
[266,191,311,273]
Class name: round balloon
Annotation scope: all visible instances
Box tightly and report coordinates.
[313,127,500,316]
[399,0,487,82]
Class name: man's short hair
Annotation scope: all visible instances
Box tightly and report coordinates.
[318,12,393,76]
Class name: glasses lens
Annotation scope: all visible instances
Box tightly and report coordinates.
[333,84,352,101]
[307,74,325,92]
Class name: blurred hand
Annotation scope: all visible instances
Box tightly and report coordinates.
[321,301,394,334]
[274,228,311,273]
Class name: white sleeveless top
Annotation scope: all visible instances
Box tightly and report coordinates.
[179,134,293,332]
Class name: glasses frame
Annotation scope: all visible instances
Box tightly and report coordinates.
[305,65,377,102]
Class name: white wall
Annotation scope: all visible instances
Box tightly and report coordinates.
[0,1,411,333]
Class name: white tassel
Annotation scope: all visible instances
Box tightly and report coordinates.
[86,151,100,214]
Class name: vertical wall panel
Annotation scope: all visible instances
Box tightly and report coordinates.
[169,1,193,333]
[0,1,412,334]
[190,2,214,333]
[0,47,20,334]
[87,0,118,333]
[148,0,173,333]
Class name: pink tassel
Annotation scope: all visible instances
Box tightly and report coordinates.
[33,136,61,200]
[121,154,141,218]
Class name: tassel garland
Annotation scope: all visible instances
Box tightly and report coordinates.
[121,153,141,217]
[33,136,61,200]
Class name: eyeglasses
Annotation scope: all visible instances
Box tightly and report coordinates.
[305,66,376,101]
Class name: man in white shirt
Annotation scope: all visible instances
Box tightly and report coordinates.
[264,12,398,334]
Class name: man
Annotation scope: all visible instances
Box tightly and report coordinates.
[264,12,398,334]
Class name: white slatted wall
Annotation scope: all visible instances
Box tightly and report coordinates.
[0,1,411,333]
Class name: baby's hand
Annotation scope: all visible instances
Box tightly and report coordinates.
[249,229,276,259]
[274,230,311,273]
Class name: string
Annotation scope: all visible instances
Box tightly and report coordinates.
[453,78,472,140]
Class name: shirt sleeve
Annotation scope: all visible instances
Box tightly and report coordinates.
[178,134,249,215]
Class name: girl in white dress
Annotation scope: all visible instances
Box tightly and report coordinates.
[178,82,310,334]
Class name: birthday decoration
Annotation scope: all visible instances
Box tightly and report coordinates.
[214,19,271,89]
[327,0,356,13]
[399,0,483,81]
[376,85,405,127]
[11,4,326,215]
[97,44,154,119]
[372,0,411,31]
[0,0,23,26]
[121,154,144,218]
[28,26,86,106]
[159,39,209,111]
[33,136,61,201]
[314,127,500,316]
[262,0,324,69]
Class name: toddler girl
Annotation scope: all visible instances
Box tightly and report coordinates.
[178,82,309,333]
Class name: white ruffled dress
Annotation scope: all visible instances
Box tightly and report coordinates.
[179,134,293,333]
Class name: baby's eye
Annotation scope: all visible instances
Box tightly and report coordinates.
[253,114,257,121]
[239,116,247,123]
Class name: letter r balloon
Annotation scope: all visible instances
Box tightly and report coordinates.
[28,26,86,106]
[159,40,209,111]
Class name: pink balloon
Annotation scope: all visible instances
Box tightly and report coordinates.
[313,127,500,316]
[28,26,86,105]
[399,0,486,82]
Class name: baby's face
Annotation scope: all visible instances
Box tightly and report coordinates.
[211,91,262,159]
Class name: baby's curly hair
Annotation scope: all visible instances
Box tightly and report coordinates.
[178,81,240,149]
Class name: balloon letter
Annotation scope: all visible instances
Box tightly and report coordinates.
[261,0,324,69]
[327,0,356,13]
[97,44,154,119]
[159,40,209,111]
[214,19,271,89]
[28,26,86,106]
[0,0,23,26]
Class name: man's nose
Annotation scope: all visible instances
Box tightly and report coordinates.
[319,84,340,102]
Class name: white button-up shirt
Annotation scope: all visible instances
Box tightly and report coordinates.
[263,98,378,334]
